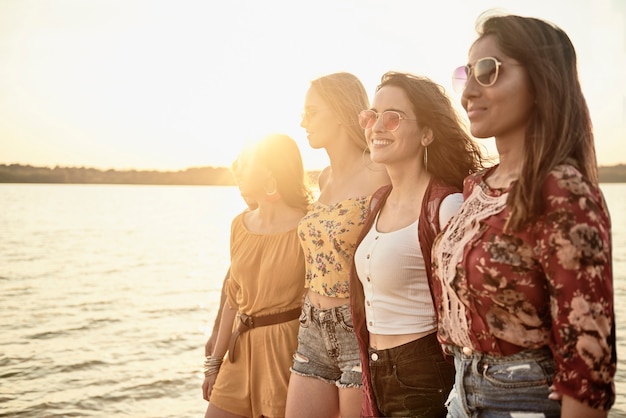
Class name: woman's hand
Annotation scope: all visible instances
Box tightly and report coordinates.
[201,305,235,401]
[548,385,562,401]
[561,394,608,418]
[202,373,218,401]
[550,387,608,418]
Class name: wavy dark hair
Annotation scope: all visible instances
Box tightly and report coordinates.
[377,71,484,189]
[475,13,597,231]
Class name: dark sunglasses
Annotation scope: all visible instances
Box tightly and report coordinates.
[358,110,416,132]
[452,57,504,92]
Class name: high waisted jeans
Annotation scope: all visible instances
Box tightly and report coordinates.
[444,345,560,418]
[369,332,454,417]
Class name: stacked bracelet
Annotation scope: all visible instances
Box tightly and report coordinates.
[202,355,223,377]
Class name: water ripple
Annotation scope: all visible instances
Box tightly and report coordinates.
[1,184,622,417]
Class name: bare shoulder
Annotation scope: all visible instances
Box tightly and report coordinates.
[318,164,389,203]
[317,166,332,190]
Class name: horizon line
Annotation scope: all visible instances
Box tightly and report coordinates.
[0,162,328,172]
[2,162,625,172]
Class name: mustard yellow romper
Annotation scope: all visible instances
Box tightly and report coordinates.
[209,212,305,418]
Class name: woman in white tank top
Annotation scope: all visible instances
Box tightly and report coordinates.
[350,71,484,418]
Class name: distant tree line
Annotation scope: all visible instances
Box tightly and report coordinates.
[597,164,626,183]
[0,164,324,186]
[0,163,623,185]
[0,164,236,185]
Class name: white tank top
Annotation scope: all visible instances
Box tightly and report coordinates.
[354,212,436,335]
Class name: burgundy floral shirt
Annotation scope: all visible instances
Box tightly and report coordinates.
[432,164,615,410]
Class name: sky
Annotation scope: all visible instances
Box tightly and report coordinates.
[0,0,624,171]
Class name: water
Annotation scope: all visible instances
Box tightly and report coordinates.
[0,183,624,417]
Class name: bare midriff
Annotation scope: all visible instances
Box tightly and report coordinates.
[369,329,437,350]
[306,289,350,309]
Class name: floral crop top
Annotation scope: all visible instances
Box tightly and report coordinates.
[298,196,370,298]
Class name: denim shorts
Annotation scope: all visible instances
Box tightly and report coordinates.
[369,332,454,418]
[290,296,362,388]
[444,345,560,418]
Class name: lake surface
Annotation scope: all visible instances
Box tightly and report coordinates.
[1,183,624,417]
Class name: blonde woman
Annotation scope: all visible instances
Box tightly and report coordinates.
[285,73,390,418]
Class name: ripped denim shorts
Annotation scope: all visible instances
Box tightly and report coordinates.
[290,295,362,388]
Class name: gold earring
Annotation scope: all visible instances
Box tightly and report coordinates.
[264,178,281,202]
[362,146,369,165]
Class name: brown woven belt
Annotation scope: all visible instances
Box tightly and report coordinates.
[228,307,301,362]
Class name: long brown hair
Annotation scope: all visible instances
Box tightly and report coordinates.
[476,14,598,231]
[377,71,484,189]
[310,72,370,152]
[254,133,312,211]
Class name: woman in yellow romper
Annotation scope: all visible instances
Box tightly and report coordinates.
[202,134,312,418]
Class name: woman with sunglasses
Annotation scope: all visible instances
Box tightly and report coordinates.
[202,134,312,418]
[285,72,390,418]
[432,13,615,417]
[349,72,484,417]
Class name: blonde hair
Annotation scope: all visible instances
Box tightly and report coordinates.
[309,72,370,152]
